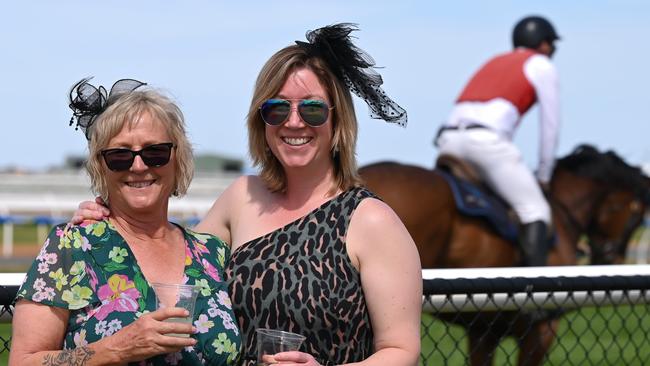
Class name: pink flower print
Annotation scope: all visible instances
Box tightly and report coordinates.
[216,290,232,309]
[36,241,49,261]
[194,314,214,334]
[33,278,46,291]
[105,319,123,336]
[207,298,220,318]
[95,320,108,337]
[33,287,56,302]
[215,309,238,335]
[56,226,65,238]
[80,236,91,251]
[190,238,210,262]
[86,264,99,291]
[94,274,141,321]
[43,287,55,301]
[73,329,89,347]
[32,291,45,302]
[201,259,220,282]
[192,240,209,256]
[44,253,58,265]
[37,262,49,274]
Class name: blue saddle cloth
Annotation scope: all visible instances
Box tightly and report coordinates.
[437,169,519,244]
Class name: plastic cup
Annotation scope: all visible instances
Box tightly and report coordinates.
[256,328,306,365]
[151,282,200,338]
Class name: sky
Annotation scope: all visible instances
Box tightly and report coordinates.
[1,1,649,174]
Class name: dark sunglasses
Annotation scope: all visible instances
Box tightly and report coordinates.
[259,98,334,127]
[100,142,174,172]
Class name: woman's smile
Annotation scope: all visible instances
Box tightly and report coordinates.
[282,136,313,146]
[124,179,156,189]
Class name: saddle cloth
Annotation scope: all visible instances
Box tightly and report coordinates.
[437,169,519,244]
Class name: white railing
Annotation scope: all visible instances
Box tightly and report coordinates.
[0,172,239,257]
[422,264,650,312]
[4,265,650,322]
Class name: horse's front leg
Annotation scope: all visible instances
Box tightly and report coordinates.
[468,329,499,366]
[517,318,559,366]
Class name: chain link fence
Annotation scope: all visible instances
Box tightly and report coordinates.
[421,272,650,365]
[0,284,17,357]
[2,269,650,365]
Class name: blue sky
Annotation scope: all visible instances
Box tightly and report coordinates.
[1,1,649,172]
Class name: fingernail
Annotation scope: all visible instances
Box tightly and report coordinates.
[192,326,198,333]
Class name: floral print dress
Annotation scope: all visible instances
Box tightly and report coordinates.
[16,220,241,366]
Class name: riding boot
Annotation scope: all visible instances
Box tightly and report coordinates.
[519,220,549,266]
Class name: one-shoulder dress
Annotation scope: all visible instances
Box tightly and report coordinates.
[226,187,377,366]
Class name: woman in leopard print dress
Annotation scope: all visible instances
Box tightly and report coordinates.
[198,24,422,366]
[75,24,422,366]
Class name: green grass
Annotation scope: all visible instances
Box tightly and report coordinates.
[420,304,650,365]
[0,323,10,365]
[1,305,649,364]
[0,223,52,246]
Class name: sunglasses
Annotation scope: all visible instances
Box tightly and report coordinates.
[100,142,174,172]
[259,98,334,127]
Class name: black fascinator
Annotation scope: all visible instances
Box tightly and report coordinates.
[68,77,146,139]
[296,23,407,127]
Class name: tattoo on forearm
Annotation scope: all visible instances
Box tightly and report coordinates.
[42,347,95,366]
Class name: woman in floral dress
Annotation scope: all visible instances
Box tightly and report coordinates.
[71,24,423,366]
[9,78,241,365]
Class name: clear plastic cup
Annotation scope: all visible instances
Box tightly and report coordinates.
[256,328,306,365]
[151,282,200,338]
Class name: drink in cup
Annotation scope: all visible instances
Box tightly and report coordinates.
[256,328,306,365]
[151,282,200,338]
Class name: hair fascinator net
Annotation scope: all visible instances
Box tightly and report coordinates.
[296,23,407,127]
[68,77,146,139]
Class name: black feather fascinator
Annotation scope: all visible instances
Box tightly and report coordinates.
[68,77,146,139]
[296,23,407,126]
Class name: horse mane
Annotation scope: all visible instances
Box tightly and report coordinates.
[555,144,649,198]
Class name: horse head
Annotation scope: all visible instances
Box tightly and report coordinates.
[552,145,649,264]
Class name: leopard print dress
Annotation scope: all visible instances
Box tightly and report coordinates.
[226,187,376,366]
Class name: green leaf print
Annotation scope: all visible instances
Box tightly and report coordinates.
[216,247,226,267]
[186,268,202,278]
[108,246,128,263]
[49,268,69,291]
[104,262,128,272]
[133,270,149,311]
[69,261,86,287]
[85,221,107,237]
[212,333,240,364]
[61,285,93,309]
[195,279,211,296]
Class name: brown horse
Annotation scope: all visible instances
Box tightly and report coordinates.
[359,144,649,366]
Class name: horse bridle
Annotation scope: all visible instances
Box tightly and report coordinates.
[587,197,646,263]
[549,190,605,241]
[552,189,645,264]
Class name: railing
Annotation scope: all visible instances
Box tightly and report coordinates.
[0,273,21,357]
[420,265,650,365]
[0,172,238,257]
[2,267,650,365]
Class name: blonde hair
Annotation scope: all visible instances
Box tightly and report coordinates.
[247,45,363,193]
[85,90,194,200]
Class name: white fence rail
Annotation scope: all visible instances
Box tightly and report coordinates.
[0,172,238,257]
[422,264,650,312]
[4,265,650,322]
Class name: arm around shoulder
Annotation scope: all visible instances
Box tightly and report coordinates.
[195,175,253,244]
[347,198,422,366]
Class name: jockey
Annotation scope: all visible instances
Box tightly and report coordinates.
[435,15,561,266]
